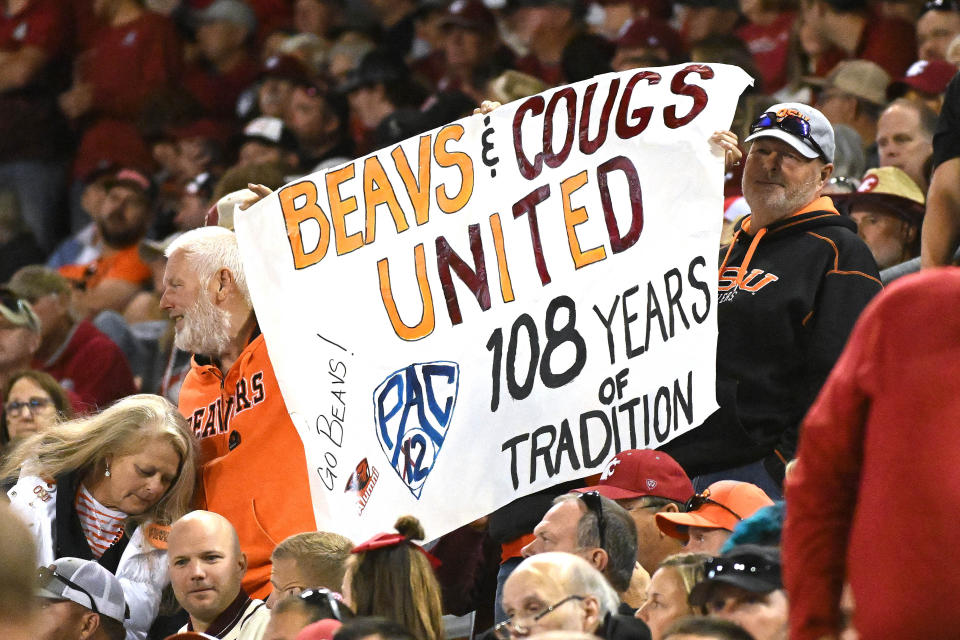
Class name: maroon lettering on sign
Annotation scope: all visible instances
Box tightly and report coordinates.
[513,185,553,286]
[543,87,577,170]
[579,79,620,155]
[664,64,714,129]
[513,96,546,180]
[436,223,491,325]
[597,155,644,254]
[616,71,661,140]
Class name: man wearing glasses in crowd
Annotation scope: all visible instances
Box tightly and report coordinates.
[35,557,129,640]
[662,103,881,498]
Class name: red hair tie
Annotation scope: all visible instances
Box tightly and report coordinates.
[351,532,442,570]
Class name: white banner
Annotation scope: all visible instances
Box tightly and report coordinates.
[235,64,752,542]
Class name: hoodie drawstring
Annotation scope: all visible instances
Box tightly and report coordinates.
[719,223,767,289]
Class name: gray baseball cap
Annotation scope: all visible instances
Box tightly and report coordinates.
[36,557,128,624]
[744,102,836,164]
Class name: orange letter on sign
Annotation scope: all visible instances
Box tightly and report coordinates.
[363,155,409,245]
[391,136,432,226]
[326,164,363,255]
[434,125,474,214]
[278,180,331,270]
[561,170,606,269]
[377,243,435,341]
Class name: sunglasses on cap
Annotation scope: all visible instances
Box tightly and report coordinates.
[578,491,607,549]
[297,588,353,621]
[703,553,780,582]
[750,111,827,162]
[684,489,744,521]
[37,566,100,614]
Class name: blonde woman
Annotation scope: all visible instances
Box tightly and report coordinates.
[2,394,198,640]
[636,553,710,640]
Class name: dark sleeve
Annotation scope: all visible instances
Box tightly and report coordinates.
[71,338,137,409]
[782,293,880,639]
[932,72,960,170]
[780,236,881,458]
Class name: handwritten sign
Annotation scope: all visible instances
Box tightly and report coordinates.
[235,64,753,542]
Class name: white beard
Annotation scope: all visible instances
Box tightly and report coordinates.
[174,293,232,356]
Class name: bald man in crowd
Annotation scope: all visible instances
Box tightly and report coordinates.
[168,510,270,639]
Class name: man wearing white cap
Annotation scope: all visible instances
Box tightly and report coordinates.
[663,103,881,498]
[35,557,129,640]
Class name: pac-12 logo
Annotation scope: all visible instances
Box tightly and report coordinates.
[373,362,459,499]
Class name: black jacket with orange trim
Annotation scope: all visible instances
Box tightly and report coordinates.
[662,197,882,478]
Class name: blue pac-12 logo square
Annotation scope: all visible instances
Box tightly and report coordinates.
[373,362,459,499]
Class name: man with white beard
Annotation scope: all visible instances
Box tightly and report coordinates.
[160,226,316,602]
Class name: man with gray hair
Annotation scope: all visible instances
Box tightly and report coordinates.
[498,552,650,640]
[662,103,881,497]
[35,557,128,640]
[160,226,315,601]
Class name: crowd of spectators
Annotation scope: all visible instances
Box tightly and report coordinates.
[3,0,960,639]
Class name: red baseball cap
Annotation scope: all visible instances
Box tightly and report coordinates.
[655,480,774,541]
[888,59,958,99]
[572,449,693,502]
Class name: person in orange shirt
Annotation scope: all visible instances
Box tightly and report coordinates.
[159,224,315,599]
[59,168,153,318]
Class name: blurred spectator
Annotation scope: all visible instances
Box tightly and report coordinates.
[636,553,709,640]
[47,164,118,270]
[675,0,741,51]
[435,0,514,103]
[367,0,420,58]
[735,0,797,95]
[921,71,960,266]
[333,618,415,640]
[0,0,71,253]
[60,0,182,189]
[0,289,41,392]
[571,450,694,575]
[875,98,936,191]
[168,510,270,638]
[688,546,786,640]
[917,0,960,61]
[345,516,444,640]
[183,0,260,121]
[7,265,137,410]
[655,481,774,554]
[591,0,673,39]
[169,119,231,194]
[611,18,684,70]
[838,167,925,269]
[1,370,73,456]
[293,0,344,42]
[784,268,960,638]
[246,54,311,120]
[0,189,45,282]
[264,590,354,640]
[267,531,354,609]
[485,69,549,105]
[886,58,958,112]
[0,501,36,640]
[35,557,128,640]
[800,0,915,78]
[288,79,355,170]
[812,59,890,160]
[238,117,301,170]
[829,123,866,184]
[561,32,615,82]
[325,32,377,81]
[174,172,216,231]
[511,0,586,86]
[522,492,638,603]
[58,168,154,317]
[662,618,756,640]
[499,552,650,639]
[340,50,426,153]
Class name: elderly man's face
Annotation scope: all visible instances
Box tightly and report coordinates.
[703,583,788,640]
[160,250,231,355]
[502,566,595,636]
[849,206,916,269]
[877,104,932,189]
[0,320,39,371]
[522,500,582,558]
[742,137,829,224]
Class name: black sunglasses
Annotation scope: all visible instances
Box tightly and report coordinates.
[578,491,607,549]
[37,566,100,614]
[298,588,354,621]
[750,111,827,162]
[684,490,744,521]
[704,554,781,582]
